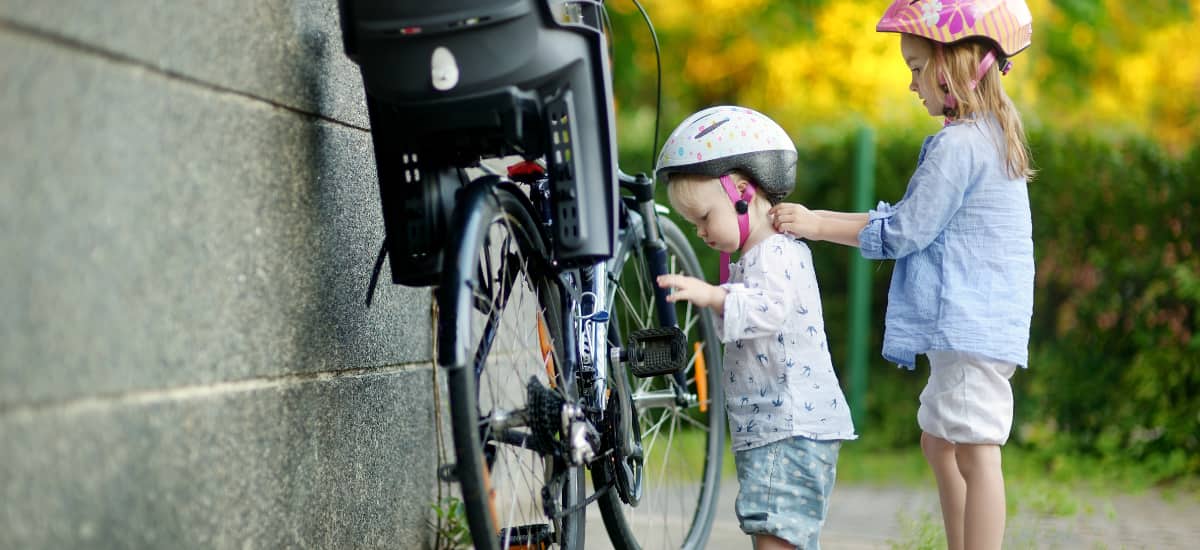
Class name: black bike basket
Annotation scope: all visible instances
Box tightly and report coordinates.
[338,0,619,285]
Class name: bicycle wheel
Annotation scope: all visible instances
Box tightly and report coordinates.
[595,214,725,549]
[439,180,585,550]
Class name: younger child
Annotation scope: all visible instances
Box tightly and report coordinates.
[654,105,856,550]
[770,2,1035,549]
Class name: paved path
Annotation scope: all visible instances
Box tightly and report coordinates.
[588,479,1200,549]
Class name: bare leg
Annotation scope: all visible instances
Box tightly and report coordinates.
[752,534,794,550]
[955,443,1006,550]
[921,432,966,550]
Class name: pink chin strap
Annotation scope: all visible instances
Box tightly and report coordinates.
[938,46,1012,113]
[718,174,756,284]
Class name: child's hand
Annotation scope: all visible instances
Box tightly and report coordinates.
[657,274,727,313]
[769,202,821,240]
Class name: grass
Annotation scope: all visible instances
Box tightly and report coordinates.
[644,428,1200,507]
[836,434,1200,549]
[839,433,1200,493]
[597,427,1200,547]
[888,510,947,550]
[428,496,472,550]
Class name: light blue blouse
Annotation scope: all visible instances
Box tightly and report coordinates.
[858,117,1034,369]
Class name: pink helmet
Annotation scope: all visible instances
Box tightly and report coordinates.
[876,0,1033,57]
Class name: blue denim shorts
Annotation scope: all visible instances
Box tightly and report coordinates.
[733,436,841,549]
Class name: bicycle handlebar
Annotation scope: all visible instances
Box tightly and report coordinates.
[617,168,655,203]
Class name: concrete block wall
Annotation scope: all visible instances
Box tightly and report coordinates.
[1,2,446,547]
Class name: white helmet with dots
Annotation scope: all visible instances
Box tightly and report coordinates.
[655,105,798,204]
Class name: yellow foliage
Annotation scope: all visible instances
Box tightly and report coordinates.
[646,0,768,29]
[1083,0,1200,152]
[614,0,1200,149]
[752,2,926,138]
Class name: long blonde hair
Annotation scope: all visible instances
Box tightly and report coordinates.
[921,38,1035,180]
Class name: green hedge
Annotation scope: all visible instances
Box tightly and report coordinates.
[655,130,1200,478]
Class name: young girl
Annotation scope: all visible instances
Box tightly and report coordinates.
[770,2,1035,549]
[654,105,856,550]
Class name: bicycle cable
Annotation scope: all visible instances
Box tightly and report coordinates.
[628,0,662,171]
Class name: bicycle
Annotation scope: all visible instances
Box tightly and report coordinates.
[336,1,724,548]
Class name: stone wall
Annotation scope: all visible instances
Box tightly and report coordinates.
[0,2,444,547]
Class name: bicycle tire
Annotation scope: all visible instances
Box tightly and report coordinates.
[439,180,585,550]
[595,214,725,550]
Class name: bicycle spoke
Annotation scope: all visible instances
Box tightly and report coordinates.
[597,215,723,549]
[441,195,582,550]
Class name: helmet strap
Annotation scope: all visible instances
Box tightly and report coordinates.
[718,174,756,284]
[937,44,1012,121]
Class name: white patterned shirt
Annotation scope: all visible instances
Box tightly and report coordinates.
[719,233,857,451]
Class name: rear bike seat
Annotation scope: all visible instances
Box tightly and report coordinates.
[337,0,619,285]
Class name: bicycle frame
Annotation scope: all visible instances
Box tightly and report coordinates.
[340,2,724,547]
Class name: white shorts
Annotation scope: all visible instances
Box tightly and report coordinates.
[918,350,1017,445]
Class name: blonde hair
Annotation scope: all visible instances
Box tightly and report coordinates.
[918,37,1035,180]
[664,173,712,213]
[665,171,768,213]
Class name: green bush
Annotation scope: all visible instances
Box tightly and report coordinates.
[1019,133,1199,479]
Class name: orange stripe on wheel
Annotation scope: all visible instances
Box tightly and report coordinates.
[537,315,556,388]
[694,341,708,413]
[482,461,498,530]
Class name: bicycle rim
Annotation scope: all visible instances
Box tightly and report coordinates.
[596,215,725,549]
[441,184,584,550]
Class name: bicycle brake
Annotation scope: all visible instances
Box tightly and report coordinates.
[623,326,688,378]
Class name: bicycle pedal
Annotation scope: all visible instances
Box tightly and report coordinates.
[625,327,688,378]
[498,524,552,549]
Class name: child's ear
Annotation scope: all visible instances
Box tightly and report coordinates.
[733,175,753,193]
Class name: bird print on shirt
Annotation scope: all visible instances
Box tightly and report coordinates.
[720,235,855,449]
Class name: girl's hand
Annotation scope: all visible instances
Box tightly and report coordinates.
[769,202,822,240]
[657,274,727,313]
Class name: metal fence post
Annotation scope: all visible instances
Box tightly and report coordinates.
[848,126,875,430]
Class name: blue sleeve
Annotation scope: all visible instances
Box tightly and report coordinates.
[858,131,972,260]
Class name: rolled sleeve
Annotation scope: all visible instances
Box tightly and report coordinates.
[858,201,895,260]
[858,132,970,260]
[720,279,793,344]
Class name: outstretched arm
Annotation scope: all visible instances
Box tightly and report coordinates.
[769,203,867,248]
[656,274,727,316]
